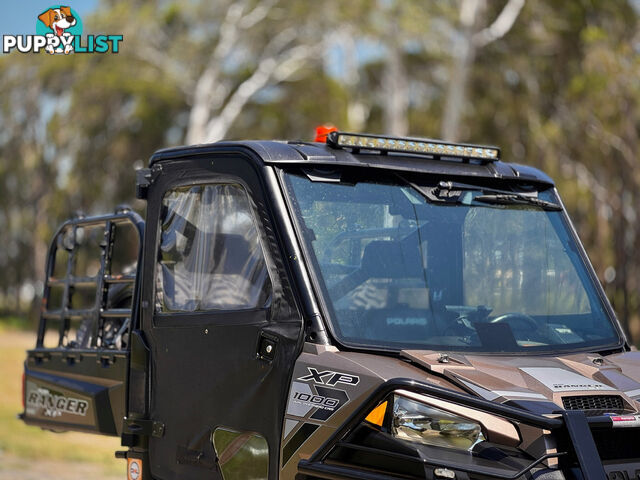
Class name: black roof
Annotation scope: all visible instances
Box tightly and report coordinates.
[149,140,555,186]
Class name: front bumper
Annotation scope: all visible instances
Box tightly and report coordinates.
[297,379,640,480]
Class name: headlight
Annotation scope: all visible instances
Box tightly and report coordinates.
[391,395,486,450]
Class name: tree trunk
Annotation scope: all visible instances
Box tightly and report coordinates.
[441,0,482,141]
[339,28,369,131]
[441,0,525,140]
[382,40,409,136]
[441,40,475,141]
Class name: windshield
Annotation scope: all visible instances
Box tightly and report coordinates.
[284,170,621,354]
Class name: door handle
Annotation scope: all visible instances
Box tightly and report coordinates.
[256,332,277,362]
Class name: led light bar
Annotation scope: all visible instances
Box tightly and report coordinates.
[326,131,500,162]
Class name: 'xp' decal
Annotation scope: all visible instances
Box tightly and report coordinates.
[298,367,360,386]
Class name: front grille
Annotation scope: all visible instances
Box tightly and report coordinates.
[562,395,624,412]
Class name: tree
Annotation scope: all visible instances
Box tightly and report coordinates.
[441,0,526,141]
[185,0,326,143]
[0,55,63,314]
[462,0,639,338]
[1,0,638,344]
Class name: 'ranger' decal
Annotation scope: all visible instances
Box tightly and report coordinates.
[521,367,615,392]
[297,367,360,386]
[26,387,89,417]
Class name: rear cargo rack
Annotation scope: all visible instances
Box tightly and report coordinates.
[37,207,144,350]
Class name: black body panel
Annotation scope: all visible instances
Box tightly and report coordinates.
[23,351,128,435]
[150,141,555,188]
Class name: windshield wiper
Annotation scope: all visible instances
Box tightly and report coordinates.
[427,180,562,211]
[396,176,562,211]
[473,194,562,211]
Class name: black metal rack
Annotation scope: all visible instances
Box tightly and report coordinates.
[37,207,144,350]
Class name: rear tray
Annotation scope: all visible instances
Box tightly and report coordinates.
[23,349,128,435]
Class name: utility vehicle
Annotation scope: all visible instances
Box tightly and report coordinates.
[21,131,640,480]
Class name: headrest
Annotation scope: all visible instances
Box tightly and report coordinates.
[167,232,257,275]
[213,233,255,274]
[360,240,423,278]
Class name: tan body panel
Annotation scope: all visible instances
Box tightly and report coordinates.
[281,345,640,478]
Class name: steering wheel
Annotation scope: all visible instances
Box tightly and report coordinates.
[490,313,538,331]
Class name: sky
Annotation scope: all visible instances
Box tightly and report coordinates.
[0,0,98,36]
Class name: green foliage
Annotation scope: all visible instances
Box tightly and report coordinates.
[0,0,638,339]
[0,315,31,332]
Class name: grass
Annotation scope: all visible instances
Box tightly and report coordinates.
[0,325,122,476]
[0,314,32,332]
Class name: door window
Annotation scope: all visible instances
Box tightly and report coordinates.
[212,427,268,480]
[156,184,271,312]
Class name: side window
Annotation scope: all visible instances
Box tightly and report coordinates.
[156,184,272,313]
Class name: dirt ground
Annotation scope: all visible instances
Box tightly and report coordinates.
[0,452,123,480]
[0,328,124,479]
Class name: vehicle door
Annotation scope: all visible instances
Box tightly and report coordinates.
[142,154,303,479]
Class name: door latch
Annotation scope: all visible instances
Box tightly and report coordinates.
[123,417,165,438]
[257,333,278,362]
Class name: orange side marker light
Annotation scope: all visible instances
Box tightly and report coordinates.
[365,401,388,427]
